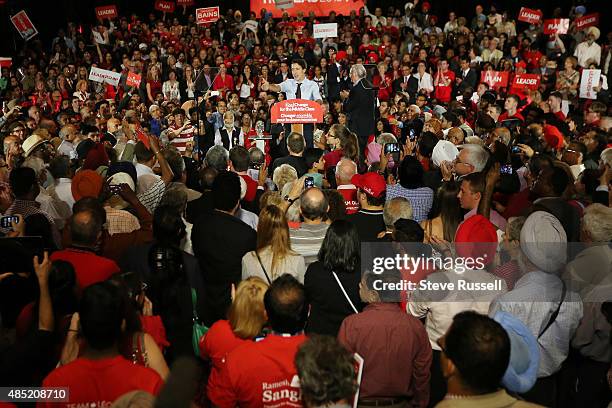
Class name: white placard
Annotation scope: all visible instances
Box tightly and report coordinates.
[275,0,294,10]
[313,23,338,39]
[89,66,121,86]
[244,20,258,33]
[579,69,601,100]
[92,30,105,44]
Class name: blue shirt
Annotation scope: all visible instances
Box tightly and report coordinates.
[279,78,322,101]
[386,185,434,223]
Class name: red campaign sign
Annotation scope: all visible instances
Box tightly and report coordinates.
[95,5,118,20]
[196,7,220,24]
[575,13,599,30]
[177,0,194,5]
[517,7,542,24]
[0,58,12,68]
[543,19,570,35]
[126,72,142,87]
[250,0,364,18]
[481,71,509,88]
[10,10,38,41]
[512,73,541,90]
[155,0,176,13]
[271,99,324,124]
[289,21,306,35]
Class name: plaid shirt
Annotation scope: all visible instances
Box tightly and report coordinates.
[137,179,166,214]
[104,207,141,236]
[386,184,434,223]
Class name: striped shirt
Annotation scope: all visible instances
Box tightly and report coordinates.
[169,124,195,154]
[289,223,329,268]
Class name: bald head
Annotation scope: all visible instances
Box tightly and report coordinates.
[300,188,329,221]
[59,124,78,142]
[71,209,104,246]
[106,118,121,133]
[335,158,358,185]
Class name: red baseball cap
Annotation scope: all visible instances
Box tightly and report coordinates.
[542,124,565,150]
[454,215,498,266]
[351,172,386,199]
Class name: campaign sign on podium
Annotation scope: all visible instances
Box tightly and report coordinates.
[271,99,323,134]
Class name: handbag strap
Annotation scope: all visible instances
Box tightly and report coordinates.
[538,279,567,339]
[332,271,359,314]
[255,251,273,285]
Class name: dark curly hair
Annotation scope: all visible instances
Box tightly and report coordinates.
[295,335,357,407]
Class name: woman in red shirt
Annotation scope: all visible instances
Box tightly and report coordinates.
[146,65,162,105]
[212,63,235,99]
[200,277,268,394]
[372,61,393,102]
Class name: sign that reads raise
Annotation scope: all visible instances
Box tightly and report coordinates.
[271,99,324,124]
[512,73,541,90]
[575,13,599,30]
[95,5,118,20]
[154,0,175,13]
[517,7,542,24]
[196,7,220,24]
[480,71,509,88]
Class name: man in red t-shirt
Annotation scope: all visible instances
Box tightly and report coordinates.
[208,275,308,408]
[39,282,163,408]
[335,158,359,215]
[497,94,525,124]
[51,208,119,289]
[434,60,455,104]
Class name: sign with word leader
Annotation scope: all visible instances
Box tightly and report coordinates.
[196,7,220,24]
[543,19,569,35]
[313,23,338,38]
[575,13,599,30]
[481,71,509,88]
[271,99,324,124]
[89,67,122,86]
[580,69,601,100]
[517,7,542,24]
[95,5,118,20]
[155,0,176,13]
[512,73,541,90]
[251,0,364,18]
[11,10,38,41]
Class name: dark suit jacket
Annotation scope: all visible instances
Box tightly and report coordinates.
[269,155,308,178]
[457,68,478,93]
[344,79,376,141]
[392,76,419,101]
[326,62,342,101]
[192,210,257,326]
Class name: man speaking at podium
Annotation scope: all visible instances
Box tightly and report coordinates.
[260,59,322,148]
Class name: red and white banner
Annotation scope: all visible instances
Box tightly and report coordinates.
[250,0,364,18]
[126,72,142,88]
[271,99,324,124]
[579,69,601,100]
[517,7,542,24]
[543,19,570,35]
[95,5,118,20]
[177,0,194,5]
[512,73,541,90]
[10,10,38,41]
[481,71,509,88]
[89,67,122,86]
[155,0,176,13]
[0,58,12,68]
[575,13,599,30]
[196,7,220,24]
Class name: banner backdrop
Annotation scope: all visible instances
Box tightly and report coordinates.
[250,0,364,18]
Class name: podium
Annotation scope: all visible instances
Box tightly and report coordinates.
[270,99,323,141]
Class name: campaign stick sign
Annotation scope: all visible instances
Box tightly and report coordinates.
[0,58,12,68]
[481,71,509,88]
[155,0,176,13]
[517,7,542,24]
[579,69,601,100]
[95,5,118,20]
[575,13,599,30]
[89,67,122,87]
[543,19,570,35]
[126,72,142,88]
[196,7,220,24]
[512,73,541,90]
[10,10,38,41]
[313,23,338,39]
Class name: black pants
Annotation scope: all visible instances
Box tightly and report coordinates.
[520,374,558,407]
[284,123,314,148]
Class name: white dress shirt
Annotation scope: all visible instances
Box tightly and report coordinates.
[279,78,322,101]
[489,270,583,377]
[574,41,601,68]
[49,177,75,211]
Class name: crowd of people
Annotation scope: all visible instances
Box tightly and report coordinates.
[0,1,611,407]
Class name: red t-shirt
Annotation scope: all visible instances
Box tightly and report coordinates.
[498,111,525,123]
[434,70,455,103]
[38,355,163,408]
[240,174,258,202]
[323,149,343,172]
[337,185,360,215]
[201,320,251,394]
[50,249,120,290]
[208,334,307,408]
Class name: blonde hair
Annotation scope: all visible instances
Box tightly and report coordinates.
[228,277,269,339]
[256,205,296,278]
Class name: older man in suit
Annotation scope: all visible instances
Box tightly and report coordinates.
[341,64,376,155]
